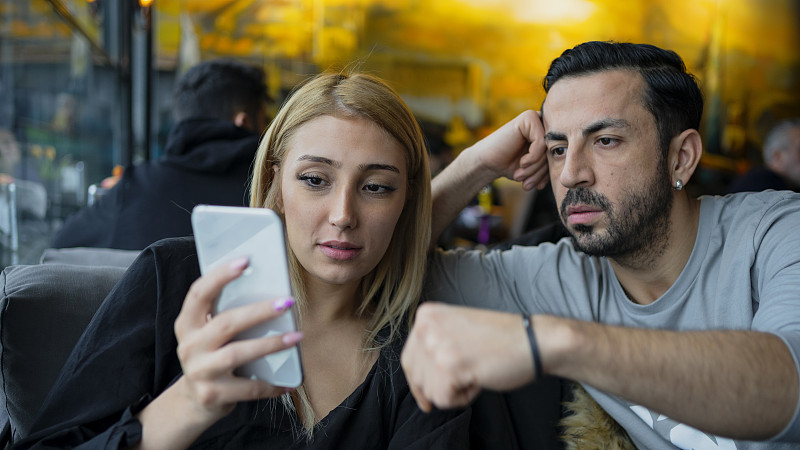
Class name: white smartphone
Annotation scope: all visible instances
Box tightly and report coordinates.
[191,205,303,388]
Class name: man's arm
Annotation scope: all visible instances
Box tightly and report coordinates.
[430,111,550,248]
[552,316,798,440]
[402,303,799,441]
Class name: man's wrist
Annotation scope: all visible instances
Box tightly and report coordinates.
[531,315,580,380]
[458,144,504,187]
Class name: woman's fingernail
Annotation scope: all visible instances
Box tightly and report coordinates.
[273,297,295,311]
[282,332,303,345]
[229,257,249,271]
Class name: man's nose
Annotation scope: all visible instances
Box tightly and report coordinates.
[559,146,595,189]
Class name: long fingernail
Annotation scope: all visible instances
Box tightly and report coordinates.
[282,332,303,345]
[229,257,249,271]
[273,297,295,311]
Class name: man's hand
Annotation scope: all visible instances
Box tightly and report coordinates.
[430,110,549,246]
[401,303,536,412]
[469,110,549,191]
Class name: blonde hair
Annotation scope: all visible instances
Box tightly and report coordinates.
[249,72,431,433]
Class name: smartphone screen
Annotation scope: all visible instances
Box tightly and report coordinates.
[191,205,303,388]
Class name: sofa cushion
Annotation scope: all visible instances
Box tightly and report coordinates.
[0,264,127,441]
[39,247,140,268]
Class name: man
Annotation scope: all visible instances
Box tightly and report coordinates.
[401,41,800,449]
[729,118,800,193]
[52,59,269,250]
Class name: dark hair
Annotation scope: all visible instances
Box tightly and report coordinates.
[543,41,703,154]
[171,59,269,123]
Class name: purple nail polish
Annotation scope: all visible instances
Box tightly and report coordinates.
[273,297,295,311]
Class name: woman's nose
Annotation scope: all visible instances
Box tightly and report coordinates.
[329,187,357,229]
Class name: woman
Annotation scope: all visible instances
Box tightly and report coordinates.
[17,73,469,449]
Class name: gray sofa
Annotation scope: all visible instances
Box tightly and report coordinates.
[0,248,138,446]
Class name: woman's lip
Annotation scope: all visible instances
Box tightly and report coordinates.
[320,240,360,249]
[318,241,362,261]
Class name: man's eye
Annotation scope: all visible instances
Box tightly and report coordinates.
[550,146,566,157]
[598,137,617,146]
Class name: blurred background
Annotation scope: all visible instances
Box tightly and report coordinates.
[1,0,799,265]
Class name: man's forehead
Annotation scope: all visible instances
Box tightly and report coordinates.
[541,70,647,132]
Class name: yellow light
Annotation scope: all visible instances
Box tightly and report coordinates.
[139,0,154,7]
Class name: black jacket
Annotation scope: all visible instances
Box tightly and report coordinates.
[52,118,259,250]
[16,238,471,449]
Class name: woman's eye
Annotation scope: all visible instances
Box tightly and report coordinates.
[297,174,326,187]
[364,183,396,194]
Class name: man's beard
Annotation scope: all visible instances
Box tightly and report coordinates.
[558,168,673,265]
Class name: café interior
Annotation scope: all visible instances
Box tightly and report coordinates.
[1,0,799,265]
[0,0,799,448]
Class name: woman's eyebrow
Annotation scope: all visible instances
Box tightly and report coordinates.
[297,154,341,168]
[297,155,400,174]
[359,163,400,174]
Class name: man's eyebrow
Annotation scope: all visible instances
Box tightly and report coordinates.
[583,118,630,137]
[297,155,341,168]
[545,131,567,142]
[545,118,632,142]
[359,163,401,174]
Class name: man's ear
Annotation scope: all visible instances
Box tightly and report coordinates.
[273,165,284,214]
[233,112,252,131]
[669,129,702,188]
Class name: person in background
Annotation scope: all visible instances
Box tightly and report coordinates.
[51,59,270,250]
[0,128,22,178]
[0,128,43,184]
[0,128,48,222]
[402,41,800,449]
[729,118,800,193]
[17,73,470,449]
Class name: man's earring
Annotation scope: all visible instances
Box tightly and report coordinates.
[674,180,683,191]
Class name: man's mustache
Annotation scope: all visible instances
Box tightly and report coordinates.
[560,188,611,219]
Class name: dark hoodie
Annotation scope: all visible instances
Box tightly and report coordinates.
[52,118,260,250]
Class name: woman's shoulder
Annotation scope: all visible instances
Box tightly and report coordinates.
[134,236,200,279]
[145,236,198,261]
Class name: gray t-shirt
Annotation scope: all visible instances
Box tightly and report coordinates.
[426,191,800,449]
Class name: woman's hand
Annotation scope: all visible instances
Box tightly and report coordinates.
[174,256,302,421]
[134,257,302,449]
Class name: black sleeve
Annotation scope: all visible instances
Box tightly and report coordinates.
[382,340,473,450]
[387,390,472,450]
[13,238,198,450]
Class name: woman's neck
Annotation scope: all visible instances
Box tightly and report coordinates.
[295,275,378,422]
[301,276,363,326]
